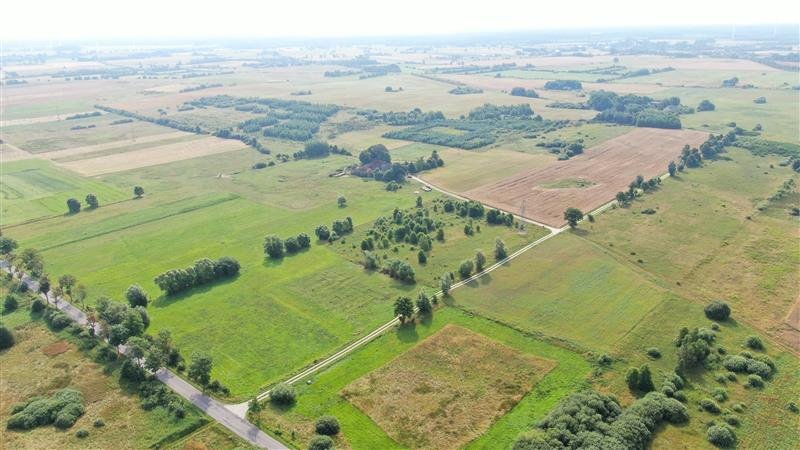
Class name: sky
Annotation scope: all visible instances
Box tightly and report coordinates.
[1,0,797,41]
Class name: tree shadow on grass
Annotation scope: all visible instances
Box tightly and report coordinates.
[572,228,590,238]
[151,275,241,309]
[396,322,420,343]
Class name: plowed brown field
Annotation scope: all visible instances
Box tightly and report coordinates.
[465,127,709,226]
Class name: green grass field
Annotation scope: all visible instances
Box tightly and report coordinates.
[451,232,673,352]
[251,307,592,450]
[1,159,130,225]
[582,148,799,349]
[666,87,799,143]
[598,295,800,450]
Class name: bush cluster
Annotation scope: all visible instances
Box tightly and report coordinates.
[7,389,85,430]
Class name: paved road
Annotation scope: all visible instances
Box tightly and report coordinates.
[0,261,287,450]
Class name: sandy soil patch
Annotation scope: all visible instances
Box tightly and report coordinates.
[59,136,246,176]
[464,128,708,227]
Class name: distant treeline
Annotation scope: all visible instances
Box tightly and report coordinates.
[179,83,222,93]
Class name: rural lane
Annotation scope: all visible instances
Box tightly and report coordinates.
[1,174,606,445]
[0,261,288,450]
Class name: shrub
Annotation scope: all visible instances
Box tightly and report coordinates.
[4,295,19,312]
[597,354,613,366]
[745,335,764,350]
[0,326,15,350]
[315,415,340,436]
[646,347,661,359]
[724,415,740,426]
[125,284,149,308]
[726,372,737,381]
[713,388,728,402]
[787,402,799,413]
[700,398,721,413]
[672,390,687,403]
[746,374,764,388]
[93,419,105,428]
[270,383,296,406]
[704,301,731,321]
[308,435,334,450]
[707,424,736,448]
[31,298,46,313]
[76,428,89,438]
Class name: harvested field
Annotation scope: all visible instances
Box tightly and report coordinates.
[0,141,36,161]
[0,112,102,127]
[342,325,556,450]
[463,128,708,226]
[39,131,192,160]
[59,136,247,176]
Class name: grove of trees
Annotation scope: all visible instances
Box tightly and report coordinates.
[154,257,240,295]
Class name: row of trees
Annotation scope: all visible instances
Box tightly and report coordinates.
[543,79,583,90]
[263,233,311,259]
[314,217,354,243]
[153,257,240,295]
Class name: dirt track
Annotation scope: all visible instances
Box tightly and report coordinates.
[465,128,709,227]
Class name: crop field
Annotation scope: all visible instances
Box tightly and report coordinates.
[342,325,557,449]
[463,128,709,226]
[58,135,247,176]
[2,114,178,153]
[0,308,208,449]
[250,308,591,450]
[582,148,800,350]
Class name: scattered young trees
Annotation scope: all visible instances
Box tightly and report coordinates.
[458,259,474,279]
[315,224,331,241]
[384,259,415,283]
[668,160,677,177]
[440,272,454,296]
[337,195,347,208]
[475,250,487,272]
[494,238,508,260]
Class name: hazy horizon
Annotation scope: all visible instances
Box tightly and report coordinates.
[2,0,798,42]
